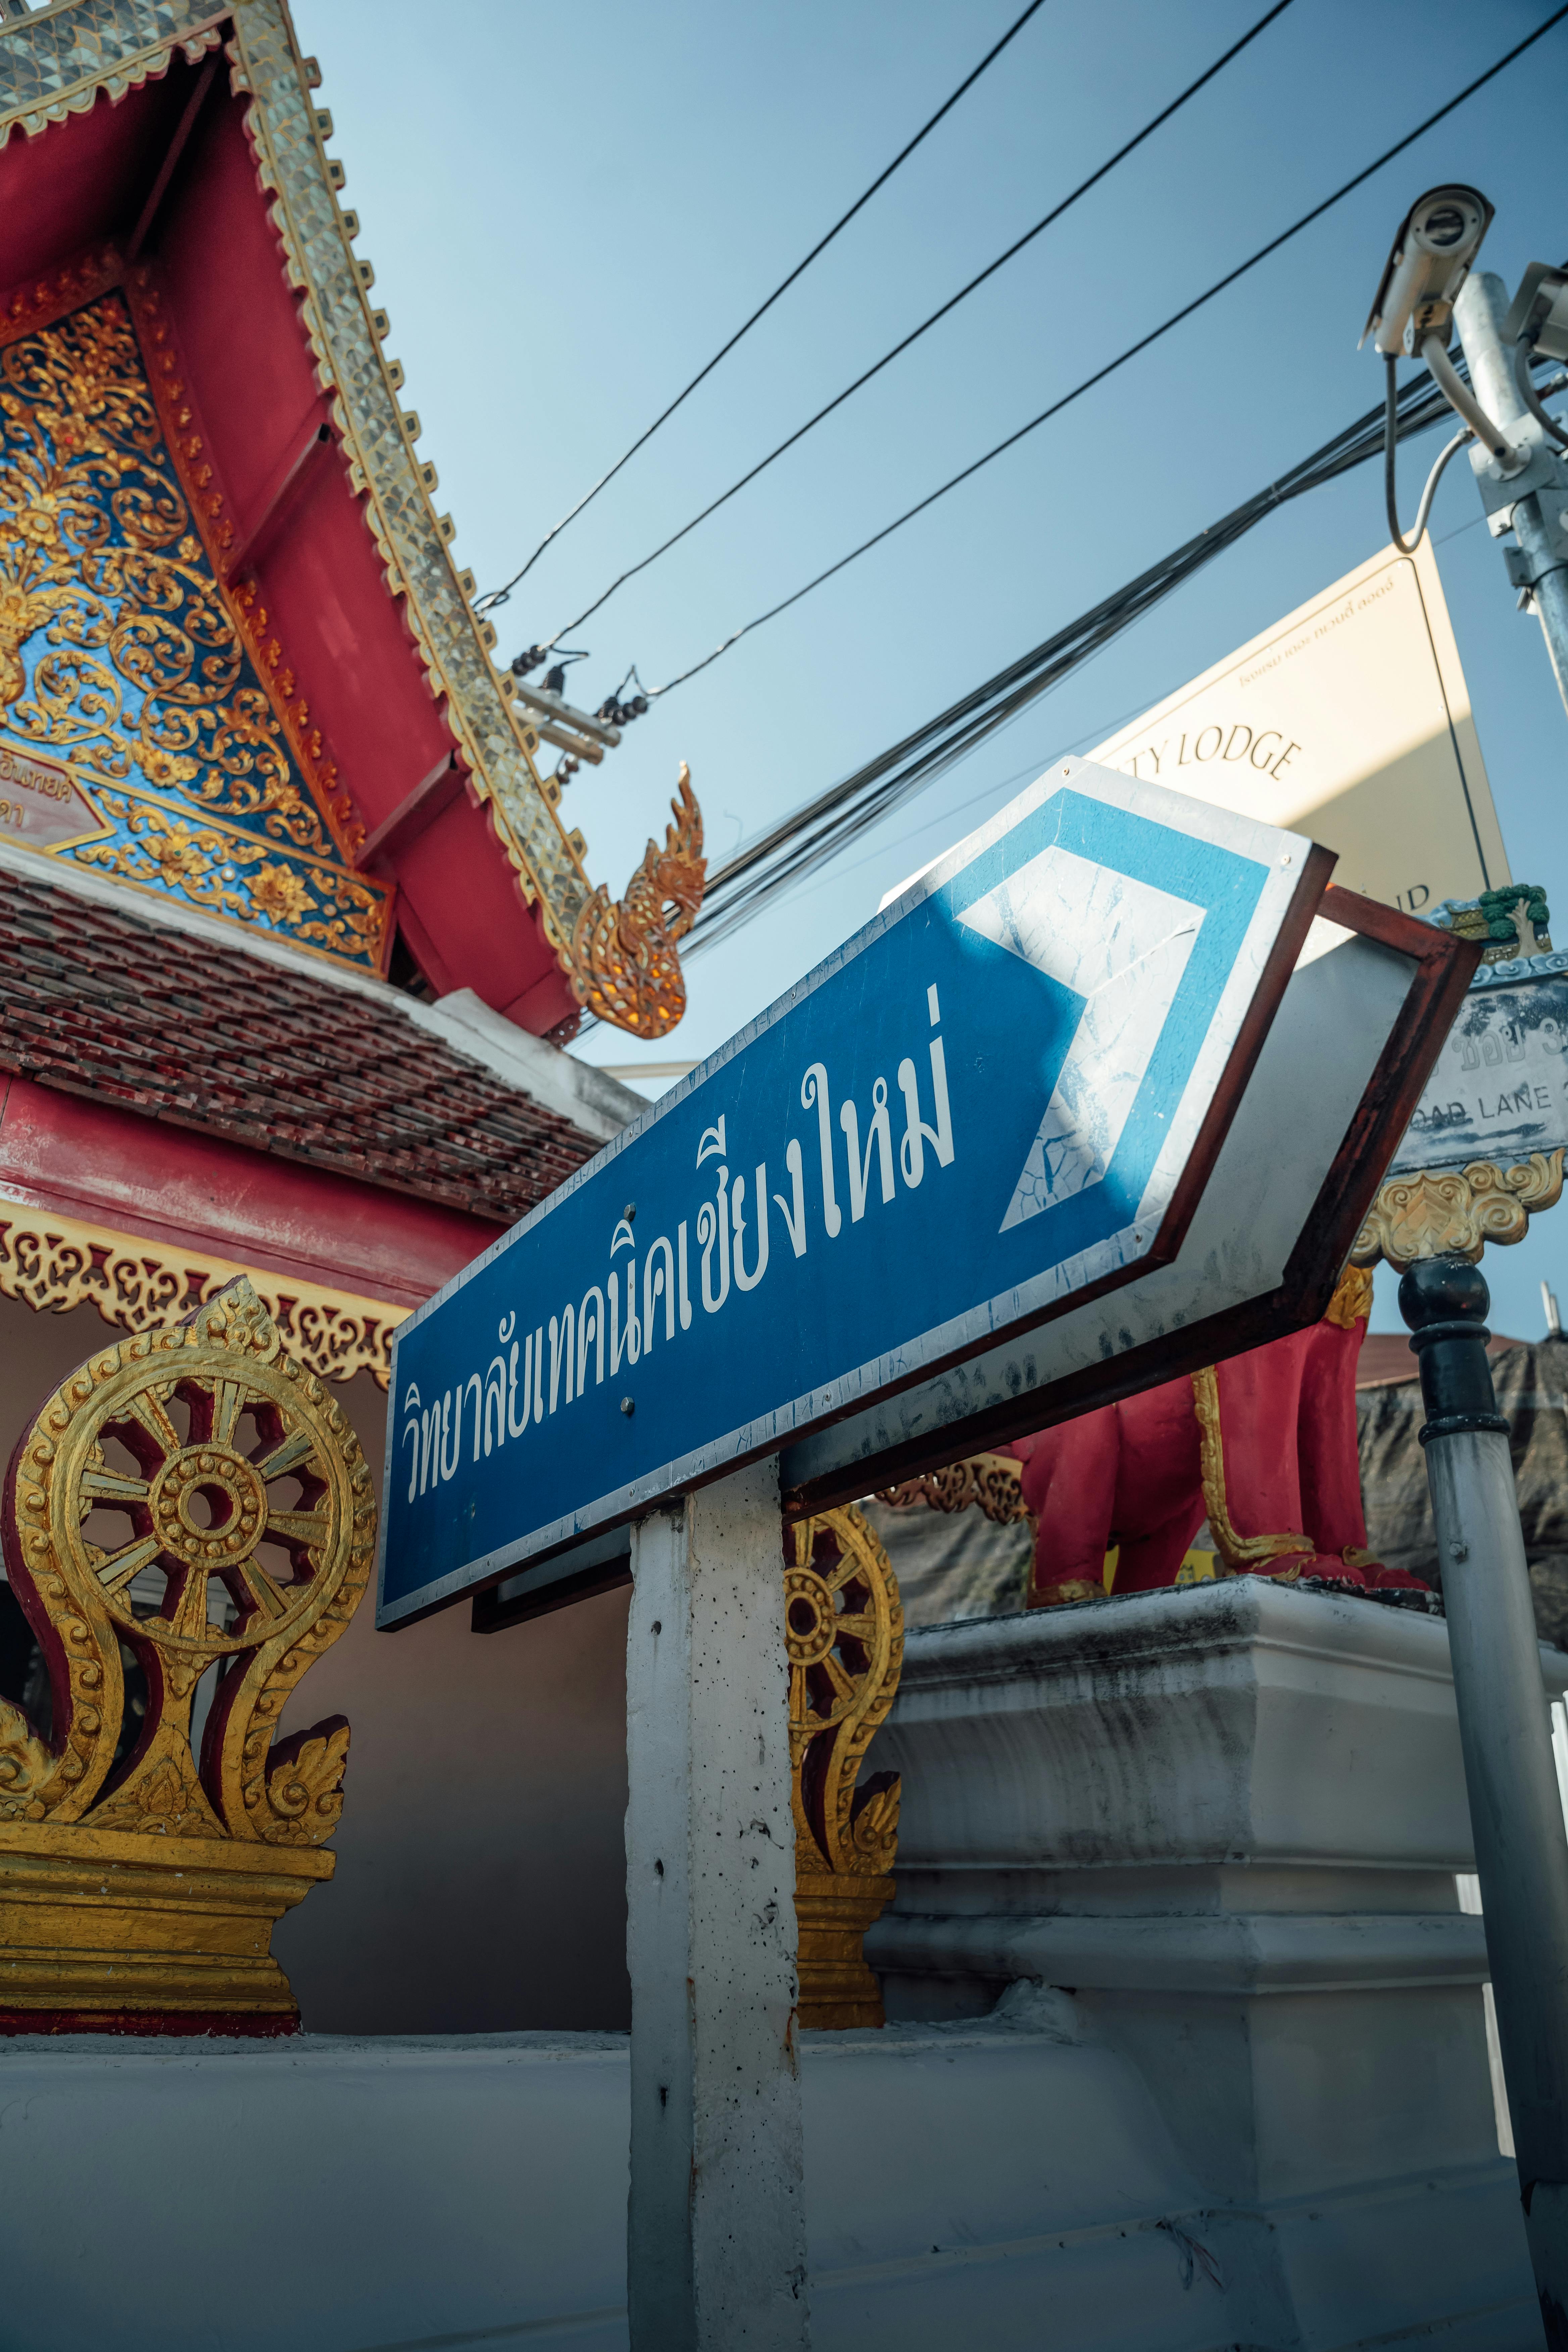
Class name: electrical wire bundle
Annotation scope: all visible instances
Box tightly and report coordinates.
[684,369,1485,954]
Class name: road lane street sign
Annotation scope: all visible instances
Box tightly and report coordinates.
[378,758,1349,1627]
[1388,958,1568,1179]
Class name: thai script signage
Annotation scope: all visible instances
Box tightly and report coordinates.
[1092,538,1509,921]
[1390,967,1568,1176]
[377,761,1325,1627]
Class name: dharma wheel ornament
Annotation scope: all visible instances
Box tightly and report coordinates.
[0,1277,375,2034]
[787,1505,903,2029]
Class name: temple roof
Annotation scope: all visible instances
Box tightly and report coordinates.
[0,0,702,1037]
[0,841,638,1221]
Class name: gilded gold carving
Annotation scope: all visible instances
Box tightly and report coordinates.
[1350,1152,1566,1271]
[1324,1261,1375,1330]
[0,1820,332,2027]
[788,1505,903,2029]
[0,1197,404,1388]
[572,764,706,1035]
[1,1275,372,1837]
[73,785,386,961]
[0,1275,373,2024]
[876,1449,1029,1526]
[1034,1577,1103,1608]
[0,3,705,1030]
[0,272,390,971]
[1191,1363,1313,1574]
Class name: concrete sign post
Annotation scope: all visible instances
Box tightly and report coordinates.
[378,759,1476,2348]
[625,1461,810,2350]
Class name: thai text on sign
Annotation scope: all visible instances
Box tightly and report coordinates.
[379,761,1323,1627]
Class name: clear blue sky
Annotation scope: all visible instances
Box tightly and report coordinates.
[297,0,1568,1338]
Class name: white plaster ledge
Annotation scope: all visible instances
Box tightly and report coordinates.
[867,1908,1491,1995]
[892,1577,1568,1708]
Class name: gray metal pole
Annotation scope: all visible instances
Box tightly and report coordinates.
[1402,1255,1568,2340]
[1453,271,1568,718]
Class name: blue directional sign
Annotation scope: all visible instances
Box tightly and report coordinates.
[377,760,1327,1626]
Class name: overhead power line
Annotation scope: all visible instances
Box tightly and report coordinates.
[686,355,1567,960]
[542,0,1298,646]
[476,0,1050,614]
[643,0,1568,703]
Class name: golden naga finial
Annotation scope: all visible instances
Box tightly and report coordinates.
[0,1276,375,2030]
[571,763,706,1036]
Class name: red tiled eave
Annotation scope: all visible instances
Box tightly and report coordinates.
[0,862,605,1225]
[1357,1328,1524,1390]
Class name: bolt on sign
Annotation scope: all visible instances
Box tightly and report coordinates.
[1092,538,1509,922]
[377,760,1474,1630]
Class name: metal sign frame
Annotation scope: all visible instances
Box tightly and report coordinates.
[780,888,1477,1515]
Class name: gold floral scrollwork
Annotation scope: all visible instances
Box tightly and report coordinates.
[570,764,705,1037]
[876,1450,1029,1525]
[1350,1152,1566,1272]
[0,1276,375,2028]
[787,1504,903,2030]
[0,277,391,971]
[0,1200,404,1387]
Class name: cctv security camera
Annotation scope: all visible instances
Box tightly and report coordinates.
[1361,185,1494,357]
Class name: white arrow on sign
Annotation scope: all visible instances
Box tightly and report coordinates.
[958,841,1204,1230]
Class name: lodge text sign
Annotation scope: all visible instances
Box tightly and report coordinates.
[1093,542,1509,921]
[377,762,1326,1627]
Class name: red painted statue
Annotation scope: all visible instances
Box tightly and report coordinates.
[1008,1266,1426,1605]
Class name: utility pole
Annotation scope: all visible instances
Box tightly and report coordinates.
[1402,1258,1568,2339]
[1366,191,1568,2334]
[1453,269,1568,717]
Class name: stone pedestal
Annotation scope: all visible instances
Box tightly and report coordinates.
[866,1577,1565,2340]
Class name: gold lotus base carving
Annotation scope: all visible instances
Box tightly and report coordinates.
[0,1817,330,2029]
[794,1871,897,2031]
